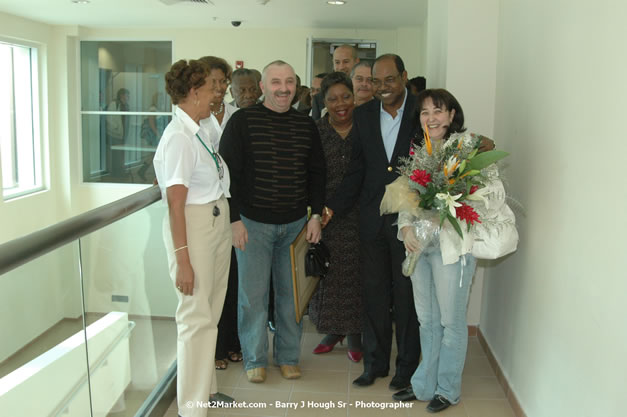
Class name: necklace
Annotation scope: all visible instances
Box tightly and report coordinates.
[195,133,224,179]
[211,102,224,116]
[331,121,353,135]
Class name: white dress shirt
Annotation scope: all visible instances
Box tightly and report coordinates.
[380,90,408,161]
[153,106,231,205]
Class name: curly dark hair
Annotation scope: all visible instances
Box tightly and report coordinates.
[198,56,232,80]
[165,59,209,104]
[415,88,466,138]
[320,71,353,101]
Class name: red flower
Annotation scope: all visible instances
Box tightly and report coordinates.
[470,185,479,194]
[410,169,431,186]
[456,203,481,225]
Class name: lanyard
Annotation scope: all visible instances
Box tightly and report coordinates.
[195,133,224,180]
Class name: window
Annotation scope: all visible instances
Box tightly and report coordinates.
[80,41,172,184]
[0,41,43,200]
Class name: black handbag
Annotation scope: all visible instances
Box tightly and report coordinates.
[305,240,331,278]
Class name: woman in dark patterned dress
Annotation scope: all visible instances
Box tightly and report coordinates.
[308,72,362,362]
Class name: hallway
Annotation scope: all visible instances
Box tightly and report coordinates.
[164,318,515,417]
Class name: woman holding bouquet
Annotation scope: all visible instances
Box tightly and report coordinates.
[392,89,517,413]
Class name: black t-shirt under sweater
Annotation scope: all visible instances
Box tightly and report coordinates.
[219,103,326,225]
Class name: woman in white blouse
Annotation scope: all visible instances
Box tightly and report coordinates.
[153,59,233,416]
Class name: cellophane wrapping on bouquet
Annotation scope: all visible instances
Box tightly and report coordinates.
[381,176,440,276]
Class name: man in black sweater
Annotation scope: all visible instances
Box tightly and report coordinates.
[220,60,326,384]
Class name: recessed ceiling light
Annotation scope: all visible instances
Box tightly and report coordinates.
[327,1,347,5]
[71,0,90,4]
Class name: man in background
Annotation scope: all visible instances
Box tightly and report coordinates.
[351,61,374,107]
[408,76,427,96]
[310,73,327,98]
[230,68,262,108]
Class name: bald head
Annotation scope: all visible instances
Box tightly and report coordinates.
[261,60,295,83]
[260,60,297,113]
[333,45,359,75]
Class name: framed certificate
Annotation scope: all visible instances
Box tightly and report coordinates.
[290,226,320,323]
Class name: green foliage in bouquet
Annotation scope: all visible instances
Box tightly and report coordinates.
[397,131,509,238]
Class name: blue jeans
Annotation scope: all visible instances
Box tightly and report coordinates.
[410,245,477,404]
[236,214,306,370]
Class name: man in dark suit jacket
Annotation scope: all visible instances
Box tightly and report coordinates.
[324,54,421,391]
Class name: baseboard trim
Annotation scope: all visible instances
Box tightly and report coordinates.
[477,328,527,417]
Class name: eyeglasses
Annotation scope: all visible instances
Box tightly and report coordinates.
[372,73,401,88]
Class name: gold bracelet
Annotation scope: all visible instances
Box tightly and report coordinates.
[174,245,188,253]
[311,214,322,222]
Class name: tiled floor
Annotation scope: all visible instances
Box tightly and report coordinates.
[164,319,515,417]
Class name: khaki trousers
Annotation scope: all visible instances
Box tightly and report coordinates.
[163,197,231,417]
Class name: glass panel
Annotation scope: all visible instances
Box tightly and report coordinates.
[80,41,172,113]
[0,241,93,416]
[79,202,176,416]
[81,114,171,184]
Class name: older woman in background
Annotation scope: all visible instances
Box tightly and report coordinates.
[153,59,234,416]
[309,72,363,362]
[198,55,243,371]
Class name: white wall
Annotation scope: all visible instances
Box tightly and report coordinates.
[0,12,70,243]
[480,1,627,416]
[425,0,448,88]
[0,13,83,363]
[397,26,426,78]
[424,0,500,325]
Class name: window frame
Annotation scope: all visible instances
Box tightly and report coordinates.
[0,38,45,201]
[77,39,174,186]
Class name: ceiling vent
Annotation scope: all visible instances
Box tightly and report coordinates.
[159,0,215,5]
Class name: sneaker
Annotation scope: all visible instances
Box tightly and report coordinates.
[246,367,266,383]
[426,395,451,413]
[279,365,301,379]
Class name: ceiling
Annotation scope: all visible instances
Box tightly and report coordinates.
[0,0,427,29]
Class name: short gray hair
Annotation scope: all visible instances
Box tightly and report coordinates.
[232,68,257,86]
[350,61,372,78]
[261,60,295,83]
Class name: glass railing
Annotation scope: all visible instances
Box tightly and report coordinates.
[0,186,176,417]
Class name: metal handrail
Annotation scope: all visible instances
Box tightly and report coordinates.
[0,185,161,276]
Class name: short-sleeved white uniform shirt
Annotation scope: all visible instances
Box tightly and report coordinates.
[200,102,238,148]
[153,106,231,205]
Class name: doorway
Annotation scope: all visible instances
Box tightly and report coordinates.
[307,38,377,84]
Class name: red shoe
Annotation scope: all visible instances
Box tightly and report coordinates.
[347,350,362,362]
[312,336,344,354]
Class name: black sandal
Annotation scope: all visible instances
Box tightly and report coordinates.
[228,351,243,362]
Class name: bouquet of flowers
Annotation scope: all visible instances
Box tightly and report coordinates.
[380,125,510,275]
